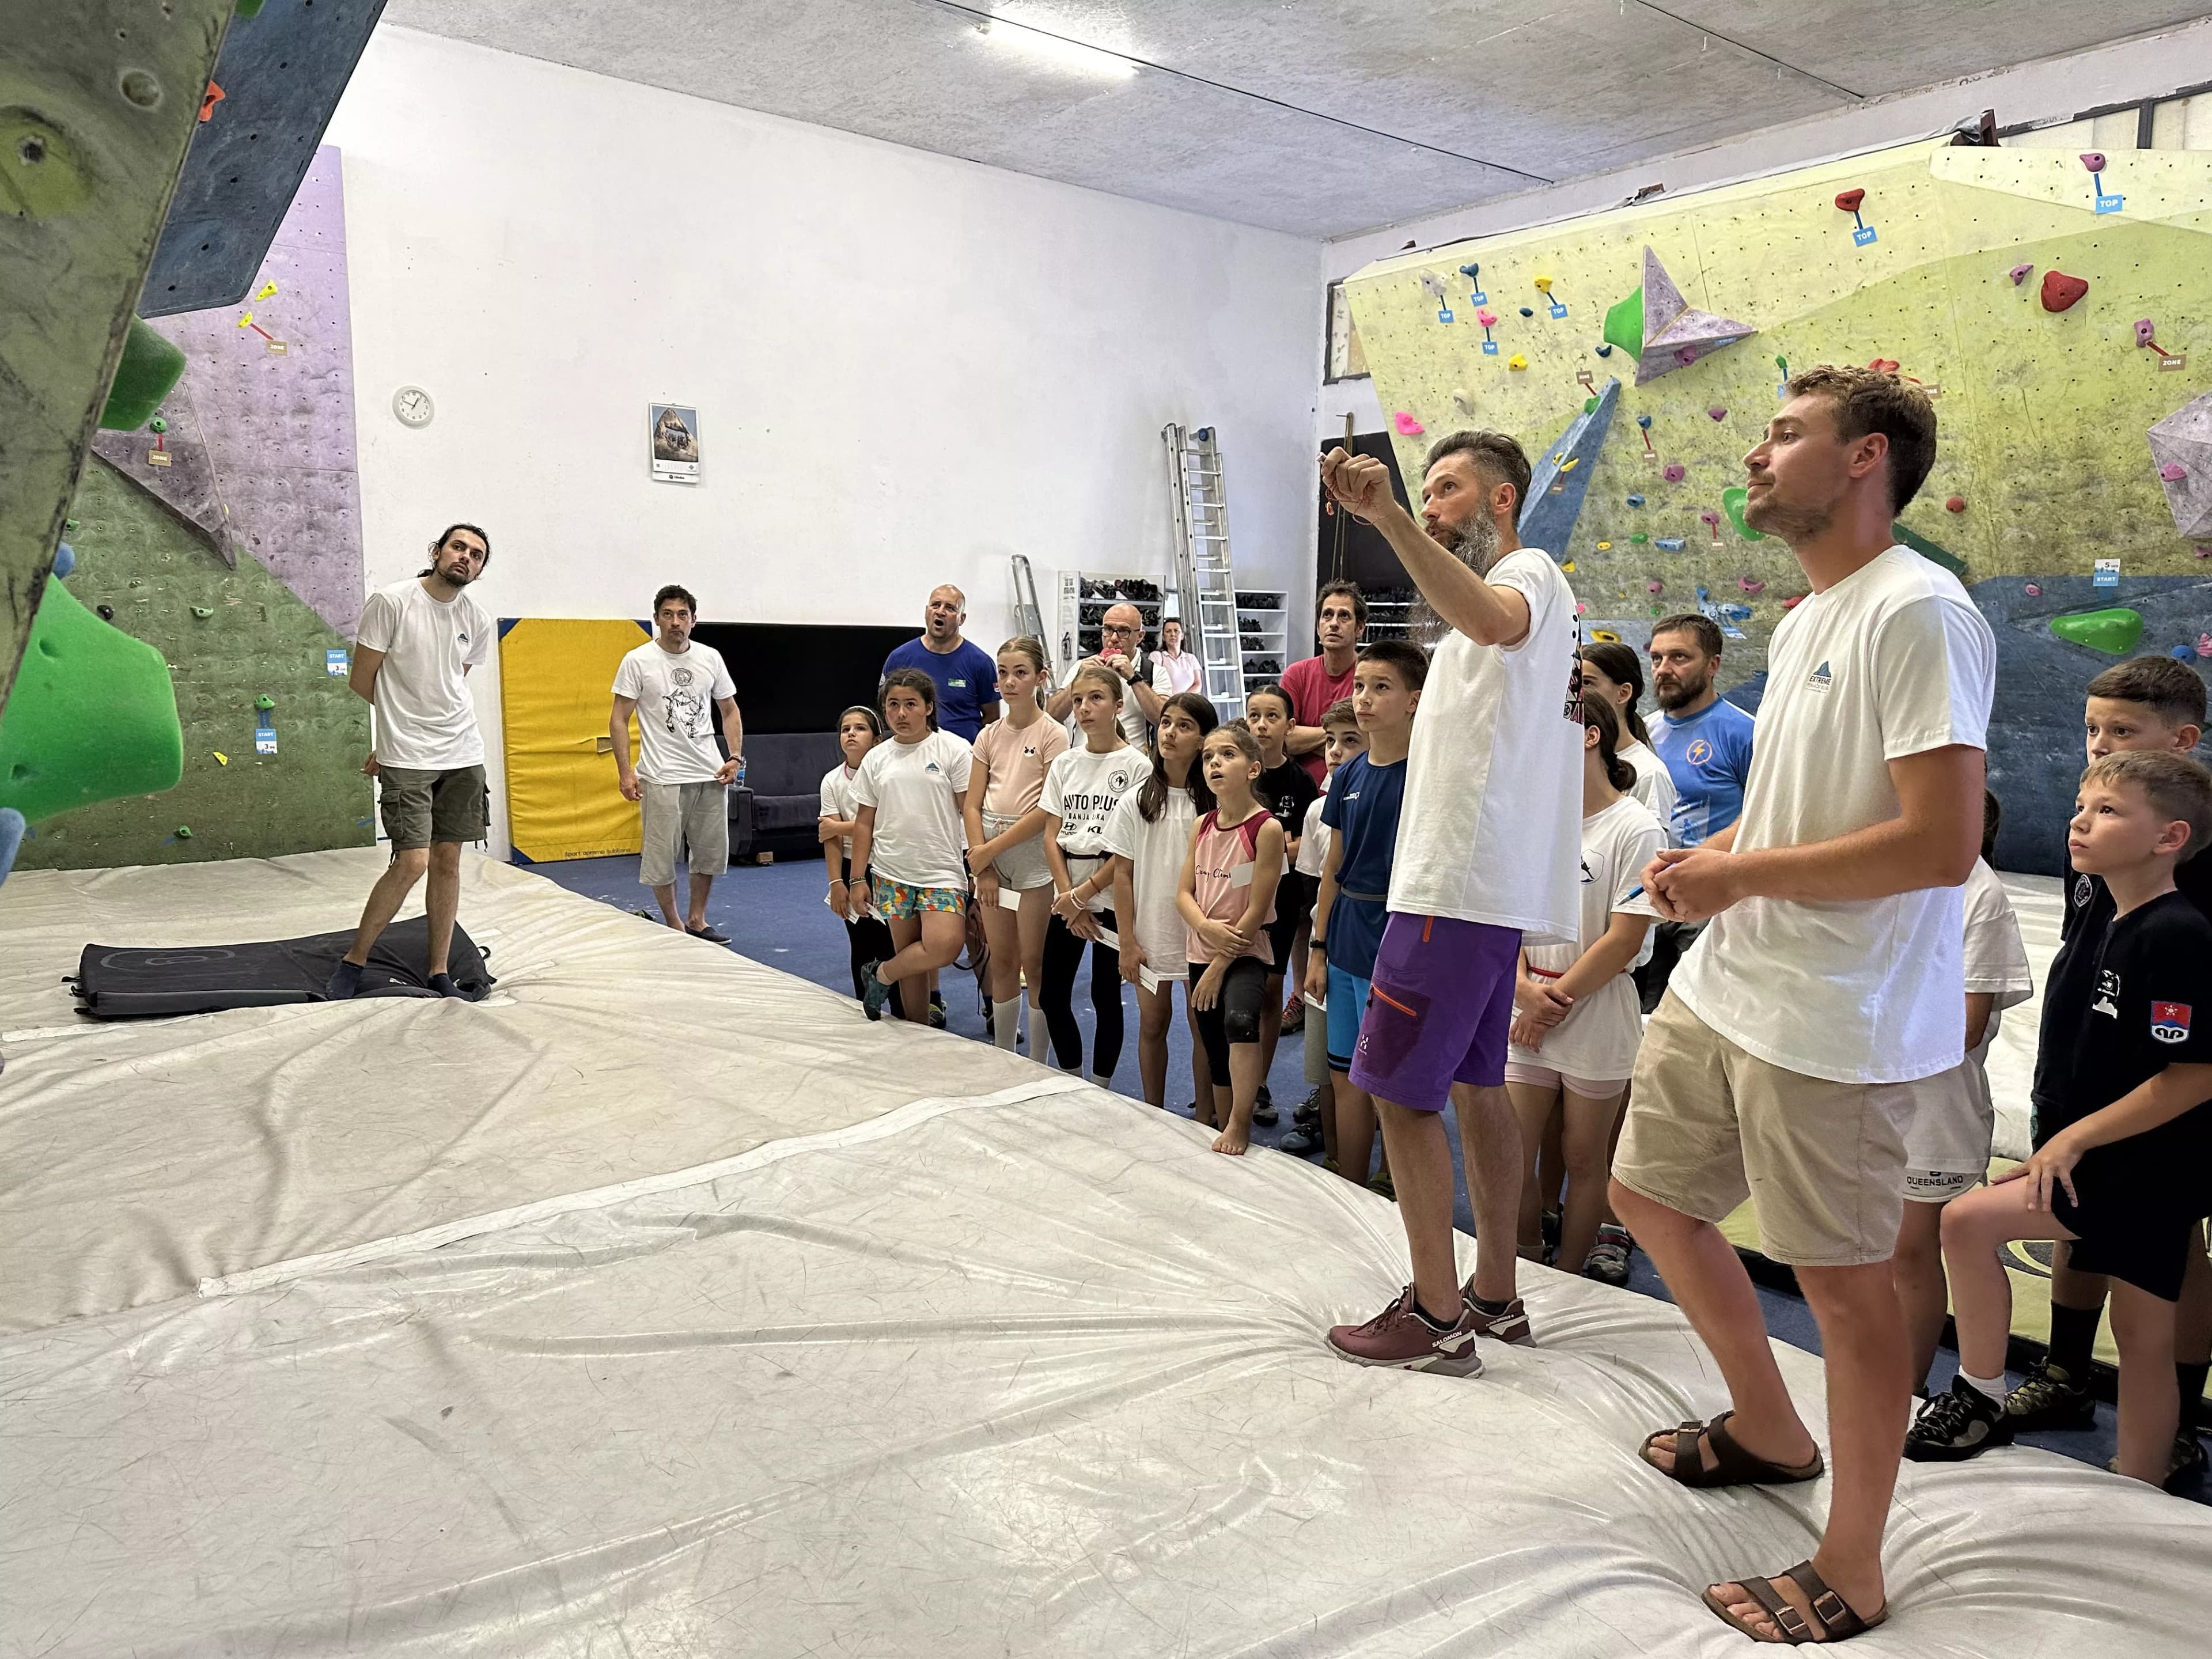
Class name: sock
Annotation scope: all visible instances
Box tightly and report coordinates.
[992,998,1021,1052]
[1471,1293,1514,1318]
[429,972,461,999]
[1412,1297,1462,1331]
[2179,1361,2209,1430]
[1959,1369,2008,1403]
[2047,1300,2101,1380]
[324,960,363,1001]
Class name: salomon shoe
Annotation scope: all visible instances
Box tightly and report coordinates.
[1327,1286,1484,1378]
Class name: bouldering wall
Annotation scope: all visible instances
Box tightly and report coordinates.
[1346,139,2212,873]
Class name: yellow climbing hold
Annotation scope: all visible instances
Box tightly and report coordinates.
[236,311,253,329]
[1562,560,1577,573]
[1560,458,1580,472]
[213,752,228,766]
[1508,354,1528,371]
[1533,275,1554,293]
[255,281,278,300]
[1596,540,1613,551]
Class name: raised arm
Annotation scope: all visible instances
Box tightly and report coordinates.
[1320,449,1529,647]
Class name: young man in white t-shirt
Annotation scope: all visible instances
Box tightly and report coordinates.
[1316,431,1584,1377]
[328,524,495,999]
[611,585,743,940]
[1612,368,1995,1644]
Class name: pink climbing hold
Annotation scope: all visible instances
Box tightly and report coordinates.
[1945,495,1966,513]
[1393,411,1425,436]
[1662,463,1686,483]
[2162,463,2189,482]
[1700,511,1722,540]
[2025,583,2042,597]
[1476,309,1498,329]
[1673,346,1699,368]
[2136,319,2159,348]
[1782,593,1806,610]
[1738,576,1765,595]
[2201,631,2212,654]
[1707,406,1726,421]
[1646,579,1664,594]
[2080,152,2105,173]
[2009,263,2033,286]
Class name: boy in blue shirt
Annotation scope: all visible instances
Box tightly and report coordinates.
[1305,640,1426,1191]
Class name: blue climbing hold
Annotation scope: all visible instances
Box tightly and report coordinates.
[1637,414,1653,430]
[1595,344,1613,357]
[0,807,24,890]
[52,542,74,579]
[1626,494,1646,507]
[2174,644,2197,662]
[1655,536,1687,551]
[1518,306,1535,317]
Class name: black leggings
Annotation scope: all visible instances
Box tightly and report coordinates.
[1042,907,1124,1078]
[1187,956,1270,1079]
[841,860,903,1018]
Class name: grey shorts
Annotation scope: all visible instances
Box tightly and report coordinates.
[378,764,488,850]
[982,810,1053,891]
[640,779,730,885]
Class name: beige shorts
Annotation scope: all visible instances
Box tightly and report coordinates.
[639,779,729,886]
[1613,991,1915,1268]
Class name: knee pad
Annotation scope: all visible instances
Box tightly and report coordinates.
[1222,1005,1262,1046]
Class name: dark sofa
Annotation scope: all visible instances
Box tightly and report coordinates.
[728,730,843,861]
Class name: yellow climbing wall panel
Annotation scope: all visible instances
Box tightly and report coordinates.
[500,617,649,863]
[1346,139,2212,677]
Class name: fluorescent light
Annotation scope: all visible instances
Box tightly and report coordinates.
[976,9,1138,81]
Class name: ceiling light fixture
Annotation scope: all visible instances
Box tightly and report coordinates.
[975,7,1138,81]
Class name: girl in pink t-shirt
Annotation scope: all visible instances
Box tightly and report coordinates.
[964,638,1069,1054]
[1177,722,1285,1156]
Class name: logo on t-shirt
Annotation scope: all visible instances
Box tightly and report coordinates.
[925,762,941,775]
[2153,1001,2193,1044]
[2092,968,2120,1019]
[2073,873,2094,908]
[1578,857,1595,885]
[1687,738,1714,767]
[1806,660,1834,693]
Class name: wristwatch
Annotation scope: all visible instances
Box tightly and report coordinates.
[1309,938,1328,953]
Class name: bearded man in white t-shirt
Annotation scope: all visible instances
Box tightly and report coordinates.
[1613,367,1995,1645]
[1316,431,1584,1375]
[328,523,495,1000]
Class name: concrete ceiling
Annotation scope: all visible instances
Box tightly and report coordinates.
[383,1,2209,237]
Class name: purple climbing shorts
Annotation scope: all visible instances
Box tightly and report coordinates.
[1348,912,1522,1112]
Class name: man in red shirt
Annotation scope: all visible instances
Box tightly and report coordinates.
[1282,580,1366,785]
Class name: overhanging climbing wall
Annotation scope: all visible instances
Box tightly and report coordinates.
[500,618,652,864]
[1348,139,2212,873]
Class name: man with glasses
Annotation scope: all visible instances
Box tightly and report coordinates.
[1048,602,1162,744]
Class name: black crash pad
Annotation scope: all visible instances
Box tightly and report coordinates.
[71,915,493,1019]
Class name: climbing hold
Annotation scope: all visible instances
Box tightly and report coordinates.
[1646,579,1664,594]
[2201,632,2212,655]
[1584,396,1599,414]
[2024,583,2041,597]
[1508,354,1528,370]
[1663,464,1686,483]
[1673,346,1698,368]
[52,543,74,579]
[214,752,228,766]
[1834,189,1866,213]
[0,581,184,824]
[1720,486,1766,541]
[1655,537,1687,552]
[2162,463,2189,482]
[1459,262,1480,282]
[1945,495,1966,513]
[97,318,187,431]
[2051,607,2145,654]
[2040,271,2089,313]
[1534,276,1554,293]
[1629,533,1650,545]
[1626,494,1646,507]
[1738,576,1764,595]
[1392,411,1425,435]
[1707,407,1726,421]
[2137,319,2160,348]
[1476,308,1498,329]
[1562,560,1577,574]
[1866,358,1900,374]
[175,825,193,840]
[2009,263,2033,286]
[1700,510,1723,542]
[96,605,115,622]
[148,416,168,435]
[191,606,213,619]
[1560,458,1581,472]
[1782,593,1806,610]
[2152,390,2212,539]
[1636,414,1653,430]
[1595,344,1613,357]
[2175,645,2197,662]
[1596,540,1613,551]
[1518,306,1535,317]
[253,694,276,712]
[2080,152,2105,173]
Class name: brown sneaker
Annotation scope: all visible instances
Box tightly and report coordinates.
[1459,1282,1535,1346]
[1327,1286,1484,1377]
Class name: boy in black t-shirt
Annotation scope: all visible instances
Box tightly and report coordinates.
[1908,752,2212,1486]
[2010,656,2212,1492]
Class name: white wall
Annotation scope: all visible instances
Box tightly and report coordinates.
[1316,18,2212,448]
[326,28,1323,856]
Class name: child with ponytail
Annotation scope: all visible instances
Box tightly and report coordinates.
[965,637,1069,1052]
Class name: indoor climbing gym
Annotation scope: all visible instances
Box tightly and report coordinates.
[10,2,2212,1653]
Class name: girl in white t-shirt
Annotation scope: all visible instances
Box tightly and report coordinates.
[964,638,1070,1054]
[1106,691,1217,1109]
[1505,693,1665,1277]
[843,669,974,1025]
[1039,664,1144,1085]
[819,704,903,1019]
[1577,640,1677,837]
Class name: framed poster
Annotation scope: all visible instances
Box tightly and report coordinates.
[650,403,700,483]
[1323,282,1369,384]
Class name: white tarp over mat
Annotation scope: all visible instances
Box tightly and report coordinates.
[0,849,1047,1332]
[3,1090,2207,1657]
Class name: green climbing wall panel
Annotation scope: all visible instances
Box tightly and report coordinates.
[13,459,372,869]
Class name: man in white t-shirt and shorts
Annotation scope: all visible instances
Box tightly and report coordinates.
[328,523,495,999]
[612,585,744,940]
[1317,431,1584,1376]
[1613,366,1995,1645]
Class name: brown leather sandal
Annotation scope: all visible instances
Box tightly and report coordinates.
[1702,1560,1887,1644]
[1641,1411,1824,1488]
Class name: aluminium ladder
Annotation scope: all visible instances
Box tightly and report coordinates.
[1009,553,1046,647]
[1162,422,1245,722]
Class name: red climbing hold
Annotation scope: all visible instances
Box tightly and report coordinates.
[1945,495,1966,513]
[1834,189,1866,213]
[2041,271,2089,313]
[199,80,225,123]
[1866,357,1900,374]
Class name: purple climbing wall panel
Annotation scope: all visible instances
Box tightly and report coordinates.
[91,146,363,636]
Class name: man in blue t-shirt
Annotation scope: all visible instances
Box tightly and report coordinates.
[880,584,1001,742]
[1305,640,1426,1194]
[1640,612,1756,1009]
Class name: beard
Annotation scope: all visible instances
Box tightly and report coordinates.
[1653,665,1715,711]
[1741,484,1832,543]
[1410,513,1502,645]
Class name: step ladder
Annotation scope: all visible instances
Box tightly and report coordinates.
[1009,554,1046,646]
[1162,422,1245,722]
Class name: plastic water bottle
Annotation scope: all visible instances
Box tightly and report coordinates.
[734,756,745,789]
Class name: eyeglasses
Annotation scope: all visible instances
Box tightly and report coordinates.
[1101,623,1140,635]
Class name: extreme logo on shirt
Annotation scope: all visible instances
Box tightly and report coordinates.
[2153,1001,2193,1044]
[1806,660,1834,693]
